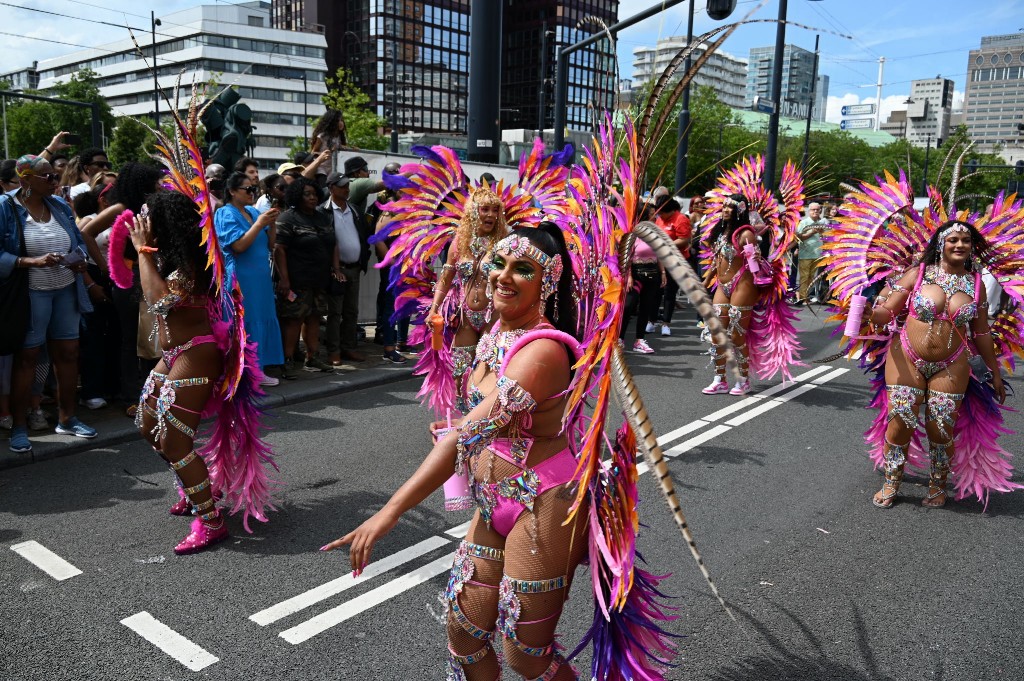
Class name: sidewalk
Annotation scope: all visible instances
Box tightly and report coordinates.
[0,342,416,471]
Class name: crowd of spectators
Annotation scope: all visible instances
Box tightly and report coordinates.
[0,131,407,454]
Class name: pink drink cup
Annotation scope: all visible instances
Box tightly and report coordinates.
[845,294,868,338]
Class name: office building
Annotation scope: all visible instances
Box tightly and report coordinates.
[632,37,748,109]
[880,109,908,139]
[963,32,1024,152]
[272,0,617,136]
[746,43,825,122]
[0,63,40,92]
[905,77,955,148]
[814,74,829,124]
[28,1,326,169]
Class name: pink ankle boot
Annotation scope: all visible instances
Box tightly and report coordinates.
[174,517,229,555]
[169,494,191,516]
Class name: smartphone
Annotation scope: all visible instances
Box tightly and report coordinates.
[64,133,82,146]
[62,250,85,268]
[286,290,297,302]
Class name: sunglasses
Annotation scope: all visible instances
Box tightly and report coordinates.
[241,185,259,195]
[28,172,61,183]
[88,161,113,170]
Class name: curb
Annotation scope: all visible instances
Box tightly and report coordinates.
[0,365,416,472]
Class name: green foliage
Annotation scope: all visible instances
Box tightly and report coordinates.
[318,67,388,151]
[0,69,115,159]
[108,116,158,169]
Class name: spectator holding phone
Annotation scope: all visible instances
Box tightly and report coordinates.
[215,172,284,384]
[0,155,96,453]
[68,147,110,200]
[254,173,286,214]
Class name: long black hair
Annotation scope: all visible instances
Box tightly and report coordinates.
[146,191,212,290]
[919,219,988,272]
[520,222,577,338]
[708,193,751,247]
[111,162,163,213]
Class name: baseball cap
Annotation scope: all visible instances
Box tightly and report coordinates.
[326,171,351,187]
[277,162,305,175]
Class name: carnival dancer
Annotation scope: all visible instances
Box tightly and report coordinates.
[373,140,572,417]
[700,156,805,395]
[822,165,1024,509]
[110,90,276,553]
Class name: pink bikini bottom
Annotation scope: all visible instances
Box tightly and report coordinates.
[474,439,578,537]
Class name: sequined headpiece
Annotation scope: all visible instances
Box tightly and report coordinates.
[938,221,971,244]
[494,232,563,299]
[723,196,747,214]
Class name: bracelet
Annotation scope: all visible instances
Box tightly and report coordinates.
[138,245,159,253]
[15,257,21,268]
[87,282,99,290]
[974,330,991,337]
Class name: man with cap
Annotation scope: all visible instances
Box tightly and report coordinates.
[322,171,371,363]
[342,156,386,217]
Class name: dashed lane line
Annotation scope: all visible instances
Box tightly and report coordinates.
[279,554,455,645]
[10,541,82,581]
[120,611,219,672]
[249,535,452,627]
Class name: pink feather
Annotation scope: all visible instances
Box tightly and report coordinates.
[107,210,135,289]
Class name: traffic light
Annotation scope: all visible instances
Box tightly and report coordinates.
[201,88,254,171]
[706,0,737,21]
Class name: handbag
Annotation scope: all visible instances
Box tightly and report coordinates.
[0,198,30,355]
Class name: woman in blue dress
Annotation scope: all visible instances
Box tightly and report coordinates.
[214,172,284,384]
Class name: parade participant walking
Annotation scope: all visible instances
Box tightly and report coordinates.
[326,224,587,680]
[652,196,691,336]
[701,156,805,395]
[823,164,1023,509]
[113,102,276,553]
[214,172,283,382]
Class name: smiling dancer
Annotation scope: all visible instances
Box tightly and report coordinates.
[823,165,1024,509]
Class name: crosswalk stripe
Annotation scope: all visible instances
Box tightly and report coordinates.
[10,541,82,581]
[120,612,218,671]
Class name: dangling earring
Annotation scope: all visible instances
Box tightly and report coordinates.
[484,279,494,322]
[23,186,31,199]
[485,279,493,300]
[552,289,560,322]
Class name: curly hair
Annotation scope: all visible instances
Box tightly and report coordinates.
[518,222,578,338]
[283,177,320,210]
[453,188,508,260]
[112,162,164,213]
[146,191,212,290]
[311,109,347,149]
[708,193,752,249]
[919,220,989,271]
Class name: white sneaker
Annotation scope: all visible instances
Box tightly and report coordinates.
[702,376,729,395]
[661,325,671,336]
[729,379,751,396]
[809,297,819,304]
[259,375,280,387]
[645,322,657,333]
[632,339,655,354]
[27,408,48,431]
[83,398,107,410]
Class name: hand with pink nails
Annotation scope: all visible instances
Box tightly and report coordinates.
[321,507,400,574]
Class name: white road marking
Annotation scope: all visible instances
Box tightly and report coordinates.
[279,554,455,645]
[250,536,452,626]
[445,521,471,539]
[120,611,219,671]
[665,424,734,457]
[10,541,82,581]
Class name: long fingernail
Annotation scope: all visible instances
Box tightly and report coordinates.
[319,544,330,552]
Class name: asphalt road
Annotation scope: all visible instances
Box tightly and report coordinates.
[3,306,1023,681]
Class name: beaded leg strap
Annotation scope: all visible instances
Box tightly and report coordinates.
[169,450,198,471]
[886,385,925,432]
[882,438,908,476]
[526,652,577,681]
[927,439,951,479]
[443,541,505,643]
[498,574,568,657]
[180,477,221,525]
[926,389,963,440]
[446,642,498,681]
[727,304,754,336]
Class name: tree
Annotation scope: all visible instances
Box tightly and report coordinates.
[316,67,388,151]
[1,69,115,158]
[108,116,157,168]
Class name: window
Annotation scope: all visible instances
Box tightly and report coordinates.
[248,16,264,27]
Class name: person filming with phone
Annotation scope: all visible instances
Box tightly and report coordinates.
[0,155,97,454]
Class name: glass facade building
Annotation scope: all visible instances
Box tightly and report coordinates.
[746,43,825,122]
[273,0,617,135]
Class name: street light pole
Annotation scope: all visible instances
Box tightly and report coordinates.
[921,133,932,196]
[763,0,788,191]
[390,39,399,153]
[538,21,549,140]
[801,34,820,174]
[674,0,696,193]
[302,73,308,149]
[152,12,162,129]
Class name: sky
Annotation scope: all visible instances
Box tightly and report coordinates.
[4,0,1024,126]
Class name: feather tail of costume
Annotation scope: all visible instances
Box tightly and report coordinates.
[952,379,1022,509]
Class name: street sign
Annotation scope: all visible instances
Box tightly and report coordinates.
[841,103,876,116]
[840,118,873,130]
[753,96,776,115]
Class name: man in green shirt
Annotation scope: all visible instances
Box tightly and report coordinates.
[342,156,386,221]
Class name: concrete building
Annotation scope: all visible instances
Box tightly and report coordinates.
[632,37,748,109]
[880,109,908,139]
[30,1,326,169]
[963,32,1024,153]
[272,0,617,137]
[746,43,826,122]
[0,64,40,92]
[905,77,955,148]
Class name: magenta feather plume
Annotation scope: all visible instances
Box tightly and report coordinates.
[107,210,135,289]
[950,379,1022,509]
[746,294,805,382]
